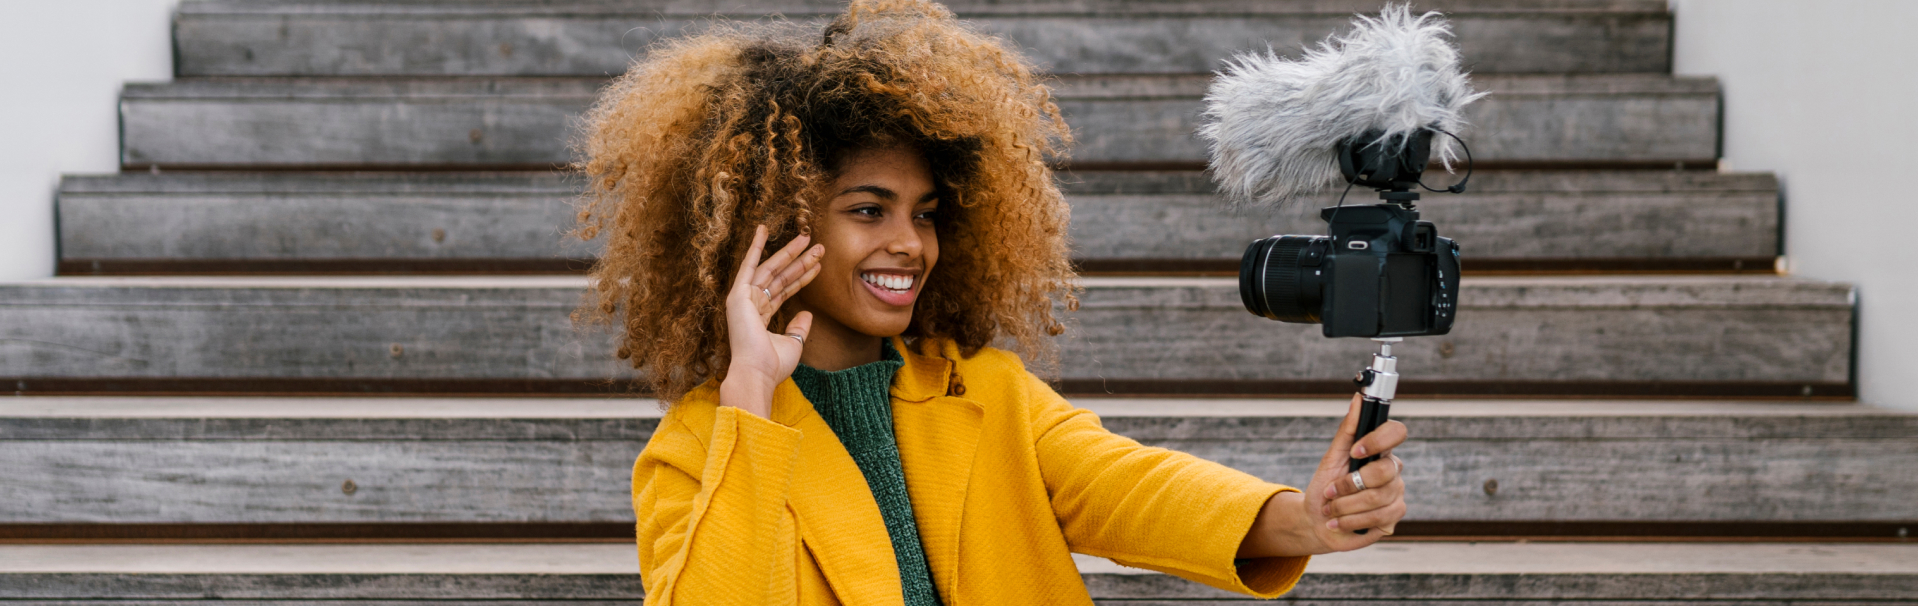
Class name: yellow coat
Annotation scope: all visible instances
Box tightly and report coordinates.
[632,337,1309,605]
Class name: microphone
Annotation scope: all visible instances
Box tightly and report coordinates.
[1198,4,1485,208]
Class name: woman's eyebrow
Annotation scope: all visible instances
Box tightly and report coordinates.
[836,184,897,200]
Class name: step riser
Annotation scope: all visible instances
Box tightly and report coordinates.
[0,279,1851,384]
[174,11,1672,77]
[4,414,1913,523]
[118,76,1718,168]
[55,172,1780,265]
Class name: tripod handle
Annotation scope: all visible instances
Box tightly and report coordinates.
[1346,395,1390,536]
[1348,395,1390,474]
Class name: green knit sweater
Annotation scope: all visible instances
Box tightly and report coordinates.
[790,340,942,606]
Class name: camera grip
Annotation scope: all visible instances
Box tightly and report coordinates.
[1347,395,1390,536]
[1348,395,1390,473]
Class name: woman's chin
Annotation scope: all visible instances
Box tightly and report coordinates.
[847,313,914,341]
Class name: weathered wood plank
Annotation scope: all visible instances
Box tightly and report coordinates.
[173,0,1672,77]
[0,276,1852,383]
[1,401,1909,523]
[55,170,1778,264]
[4,542,1916,601]
[117,75,1717,168]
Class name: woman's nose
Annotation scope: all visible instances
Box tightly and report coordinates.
[884,216,923,257]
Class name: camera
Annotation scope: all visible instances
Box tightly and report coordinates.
[1237,128,1462,338]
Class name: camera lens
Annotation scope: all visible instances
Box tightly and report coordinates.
[1239,235,1325,323]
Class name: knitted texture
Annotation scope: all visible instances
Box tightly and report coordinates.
[790,341,943,606]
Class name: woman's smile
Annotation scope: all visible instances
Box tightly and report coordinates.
[858,269,920,306]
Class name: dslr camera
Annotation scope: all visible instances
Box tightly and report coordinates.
[1237,128,1462,338]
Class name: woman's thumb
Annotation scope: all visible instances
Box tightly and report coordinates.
[1322,394,1362,463]
[783,311,814,343]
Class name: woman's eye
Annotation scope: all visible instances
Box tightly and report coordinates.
[850,206,882,218]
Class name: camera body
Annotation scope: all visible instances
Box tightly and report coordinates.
[1237,129,1463,338]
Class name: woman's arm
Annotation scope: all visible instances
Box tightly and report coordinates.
[1236,394,1409,558]
[632,224,825,604]
[635,408,805,605]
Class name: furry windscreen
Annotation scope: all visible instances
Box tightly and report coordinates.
[1198,5,1485,208]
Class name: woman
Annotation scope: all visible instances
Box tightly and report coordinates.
[574,1,1408,603]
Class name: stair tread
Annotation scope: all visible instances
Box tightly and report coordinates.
[1,396,1899,419]
[121,73,1717,98]
[171,1,1673,77]
[117,74,1719,168]
[3,542,1913,575]
[57,168,1781,268]
[179,0,1673,17]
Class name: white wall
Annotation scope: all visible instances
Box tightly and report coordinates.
[1672,0,1918,411]
[0,0,177,280]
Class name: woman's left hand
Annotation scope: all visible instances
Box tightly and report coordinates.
[1301,393,1408,552]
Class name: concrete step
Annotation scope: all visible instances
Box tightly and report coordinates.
[1,398,1911,527]
[3,542,1916,602]
[0,276,1852,395]
[55,170,1779,275]
[118,74,1718,170]
[173,0,1673,77]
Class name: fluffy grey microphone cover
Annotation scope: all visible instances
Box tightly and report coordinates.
[1199,5,1485,208]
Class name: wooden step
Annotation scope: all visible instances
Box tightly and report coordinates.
[55,170,1779,275]
[173,0,1673,77]
[0,398,1910,529]
[2,542,1915,602]
[117,74,1719,170]
[0,276,1851,395]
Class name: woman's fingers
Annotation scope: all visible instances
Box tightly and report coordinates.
[1327,454,1403,498]
[752,232,813,288]
[734,225,770,289]
[765,244,824,307]
[1322,473,1402,518]
[1326,498,1406,533]
[1350,420,1408,460]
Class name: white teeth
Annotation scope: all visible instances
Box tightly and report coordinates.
[862,272,914,292]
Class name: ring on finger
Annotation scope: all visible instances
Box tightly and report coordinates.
[761,287,772,300]
[785,333,804,343]
[1349,471,1367,492]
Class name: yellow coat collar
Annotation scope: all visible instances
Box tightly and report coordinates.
[769,337,984,605]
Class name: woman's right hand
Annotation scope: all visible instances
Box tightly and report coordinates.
[719,225,825,418]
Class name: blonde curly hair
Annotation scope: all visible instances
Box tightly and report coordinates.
[573,0,1078,403]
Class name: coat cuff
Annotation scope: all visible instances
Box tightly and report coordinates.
[1105,483,1310,599]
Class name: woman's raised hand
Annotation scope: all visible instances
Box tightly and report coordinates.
[719,225,825,418]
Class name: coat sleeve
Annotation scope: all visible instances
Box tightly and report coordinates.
[634,404,806,605]
[1023,372,1311,598]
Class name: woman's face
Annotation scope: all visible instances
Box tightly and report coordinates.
[790,145,940,342]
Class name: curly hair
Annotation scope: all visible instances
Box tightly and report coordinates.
[572,0,1079,403]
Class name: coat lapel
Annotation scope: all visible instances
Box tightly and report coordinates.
[889,338,984,600]
[772,381,904,606]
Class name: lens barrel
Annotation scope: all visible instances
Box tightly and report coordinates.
[1238,235,1326,323]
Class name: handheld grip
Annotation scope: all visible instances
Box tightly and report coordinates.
[1346,395,1390,536]
[1348,396,1390,474]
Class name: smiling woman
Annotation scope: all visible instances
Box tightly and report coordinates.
[571,1,1407,604]
[572,0,1076,405]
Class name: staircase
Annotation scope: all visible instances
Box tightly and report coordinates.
[5,0,1915,602]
